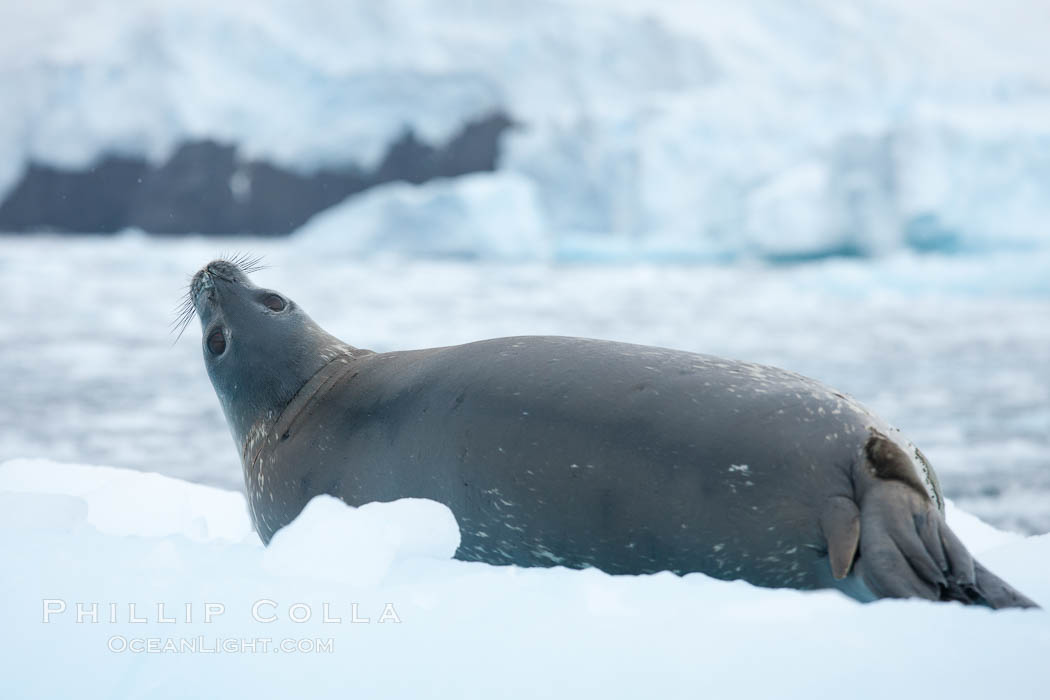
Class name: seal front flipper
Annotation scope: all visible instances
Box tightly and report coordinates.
[854,433,1039,609]
[820,496,860,579]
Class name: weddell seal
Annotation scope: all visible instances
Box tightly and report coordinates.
[181,257,1037,608]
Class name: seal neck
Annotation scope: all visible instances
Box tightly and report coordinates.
[240,349,360,470]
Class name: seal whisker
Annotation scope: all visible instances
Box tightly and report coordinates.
[225,251,268,275]
[172,254,267,344]
[170,286,198,343]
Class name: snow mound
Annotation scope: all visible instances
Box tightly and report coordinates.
[0,458,252,541]
[264,495,460,586]
[944,500,1026,554]
[2,459,1048,698]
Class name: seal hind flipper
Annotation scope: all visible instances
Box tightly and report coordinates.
[855,479,1040,608]
[820,496,861,579]
[857,480,951,600]
[971,561,1040,609]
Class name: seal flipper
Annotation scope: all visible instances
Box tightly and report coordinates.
[855,478,1040,609]
[857,481,949,600]
[971,561,1040,609]
[820,496,860,579]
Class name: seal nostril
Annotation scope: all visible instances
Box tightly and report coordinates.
[207,328,227,356]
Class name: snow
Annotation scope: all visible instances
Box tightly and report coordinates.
[0,458,251,541]
[1,458,1048,699]
[263,495,461,586]
[4,0,1050,258]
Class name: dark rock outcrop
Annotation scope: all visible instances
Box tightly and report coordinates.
[0,112,514,235]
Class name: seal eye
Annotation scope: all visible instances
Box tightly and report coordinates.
[262,294,286,312]
[207,328,227,356]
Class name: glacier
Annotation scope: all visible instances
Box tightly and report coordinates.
[2,0,1049,258]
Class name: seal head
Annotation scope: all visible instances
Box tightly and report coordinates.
[190,259,350,453]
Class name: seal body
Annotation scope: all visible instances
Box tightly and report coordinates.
[191,259,1037,608]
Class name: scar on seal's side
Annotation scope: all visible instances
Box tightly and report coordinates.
[184,258,1038,609]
